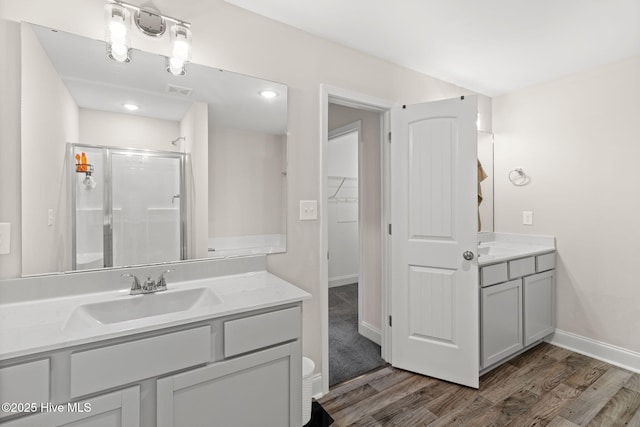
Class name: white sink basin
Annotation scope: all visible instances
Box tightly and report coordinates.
[63,288,222,330]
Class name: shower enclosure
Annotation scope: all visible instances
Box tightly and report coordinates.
[69,143,186,270]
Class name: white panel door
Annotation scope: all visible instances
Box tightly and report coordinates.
[391,96,479,388]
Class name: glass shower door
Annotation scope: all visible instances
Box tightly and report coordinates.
[73,146,105,270]
[111,151,184,267]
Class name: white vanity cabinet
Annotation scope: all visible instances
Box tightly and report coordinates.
[480,252,556,371]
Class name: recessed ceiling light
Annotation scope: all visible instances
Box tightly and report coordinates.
[259,90,278,99]
[123,103,139,111]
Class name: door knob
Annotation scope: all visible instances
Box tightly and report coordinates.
[463,251,474,261]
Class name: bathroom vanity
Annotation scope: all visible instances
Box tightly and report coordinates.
[478,233,556,373]
[0,259,310,427]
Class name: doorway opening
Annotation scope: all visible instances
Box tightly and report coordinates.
[327,118,384,386]
[321,86,394,394]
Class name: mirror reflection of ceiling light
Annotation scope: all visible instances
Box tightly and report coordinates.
[123,103,139,111]
[104,1,192,75]
[260,90,279,99]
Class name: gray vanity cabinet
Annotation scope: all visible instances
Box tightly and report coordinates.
[524,270,556,346]
[481,279,523,368]
[157,344,298,427]
[0,304,302,427]
[1,387,140,427]
[480,252,556,371]
[156,305,302,427]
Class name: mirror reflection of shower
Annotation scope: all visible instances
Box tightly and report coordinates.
[171,136,186,151]
[69,143,187,270]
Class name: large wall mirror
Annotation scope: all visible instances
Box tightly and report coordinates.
[21,23,288,276]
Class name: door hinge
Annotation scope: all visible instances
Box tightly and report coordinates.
[388,131,391,142]
[388,315,392,327]
[327,251,330,260]
[388,224,392,235]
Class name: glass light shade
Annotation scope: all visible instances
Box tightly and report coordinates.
[170,24,192,62]
[105,3,131,63]
[167,57,185,76]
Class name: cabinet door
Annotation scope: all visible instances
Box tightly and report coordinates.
[1,386,139,427]
[481,279,523,368]
[524,270,555,346]
[157,343,301,427]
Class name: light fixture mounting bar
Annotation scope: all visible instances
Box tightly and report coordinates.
[107,0,191,28]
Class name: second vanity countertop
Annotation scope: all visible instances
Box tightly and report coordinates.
[477,232,556,266]
[0,271,311,361]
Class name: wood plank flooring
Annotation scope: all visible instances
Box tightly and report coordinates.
[319,343,640,426]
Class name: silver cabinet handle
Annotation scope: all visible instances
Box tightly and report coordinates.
[463,251,474,261]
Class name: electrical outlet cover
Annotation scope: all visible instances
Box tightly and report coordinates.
[299,200,318,221]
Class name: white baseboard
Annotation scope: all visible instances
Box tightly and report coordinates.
[359,321,382,346]
[311,373,324,399]
[546,329,640,374]
[328,275,358,288]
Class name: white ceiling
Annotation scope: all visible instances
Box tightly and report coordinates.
[224,0,640,96]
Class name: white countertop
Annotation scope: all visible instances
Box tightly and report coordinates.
[477,232,555,266]
[0,271,311,361]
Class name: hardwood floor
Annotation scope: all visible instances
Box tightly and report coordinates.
[319,343,640,426]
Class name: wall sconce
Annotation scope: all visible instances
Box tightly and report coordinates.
[104,0,192,75]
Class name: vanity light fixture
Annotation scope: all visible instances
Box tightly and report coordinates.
[167,24,192,76]
[259,90,279,99]
[105,2,131,62]
[104,1,192,75]
[123,103,139,111]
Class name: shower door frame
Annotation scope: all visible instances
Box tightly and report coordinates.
[69,143,187,270]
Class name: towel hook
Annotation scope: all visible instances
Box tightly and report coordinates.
[508,168,529,186]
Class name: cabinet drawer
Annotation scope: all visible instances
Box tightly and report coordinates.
[224,307,301,358]
[536,253,555,272]
[70,326,211,398]
[0,359,49,419]
[481,263,508,287]
[509,257,535,279]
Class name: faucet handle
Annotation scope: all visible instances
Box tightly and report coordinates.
[156,269,174,289]
[143,276,156,291]
[122,273,142,294]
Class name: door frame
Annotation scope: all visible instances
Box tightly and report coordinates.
[319,84,395,395]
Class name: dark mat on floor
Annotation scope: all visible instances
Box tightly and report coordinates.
[329,283,385,386]
[304,400,333,426]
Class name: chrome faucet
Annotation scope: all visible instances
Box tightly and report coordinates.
[155,269,174,291]
[122,269,174,295]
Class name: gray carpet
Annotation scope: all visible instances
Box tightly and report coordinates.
[329,283,385,386]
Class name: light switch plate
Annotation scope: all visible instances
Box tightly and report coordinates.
[299,200,318,221]
[0,223,10,255]
[523,211,533,225]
